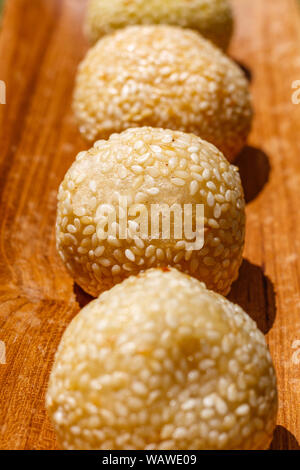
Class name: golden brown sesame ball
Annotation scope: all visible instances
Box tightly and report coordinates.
[85,0,234,51]
[73,25,252,161]
[56,127,245,297]
[46,268,278,450]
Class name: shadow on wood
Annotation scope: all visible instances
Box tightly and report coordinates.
[234,60,253,83]
[235,146,271,203]
[73,283,94,309]
[228,259,276,334]
[269,425,300,450]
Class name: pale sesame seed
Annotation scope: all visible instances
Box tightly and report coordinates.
[174,170,189,179]
[122,263,134,272]
[125,249,135,262]
[134,237,144,249]
[207,192,215,207]
[94,246,105,257]
[147,167,160,177]
[236,404,250,416]
[89,180,97,192]
[146,187,160,195]
[150,145,162,154]
[67,224,77,234]
[135,192,147,203]
[111,265,121,276]
[208,219,219,229]
[134,140,144,150]
[83,225,95,236]
[203,169,211,180]
[137,153,150,164]
[118,166,127,179]
[191,153,199,164]
[91,262,100,273]
[214,204,222,219]
[207,181,217,191]
[162,135,173,143]
[173,252,184,263]
[145,245,155,258]
[131,165,143,174]
[188,145,200,153]
[169,157,178,169]
[171,178,185,187]
[190,180,199,196]
[99,258,111,267]
[191,172,203,182]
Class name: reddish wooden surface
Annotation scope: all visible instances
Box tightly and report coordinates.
[0,0,299,449]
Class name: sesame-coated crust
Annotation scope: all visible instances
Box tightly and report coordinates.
[46,268,277,450]
[56,127,245,297]
[85,0,234,51]
[73,25,252,161]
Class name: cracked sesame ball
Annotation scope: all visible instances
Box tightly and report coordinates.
[56,127,245,297]
[85,0,234,51]
[46,268,278,450]
[73,25,252,161]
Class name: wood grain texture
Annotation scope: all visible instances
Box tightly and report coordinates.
[0,0,299,450]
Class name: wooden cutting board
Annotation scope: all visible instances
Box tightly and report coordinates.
[0,0,299,450]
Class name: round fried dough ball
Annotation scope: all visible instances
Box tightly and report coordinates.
[46,268,278,450]
[73,25,252,161]
[85,0,234,51]
[56,127,245,297]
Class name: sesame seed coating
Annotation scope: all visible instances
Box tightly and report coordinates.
[46,268,278,450]
[85,0,233,51]
[56,127,245,297]
[73,25,252,161]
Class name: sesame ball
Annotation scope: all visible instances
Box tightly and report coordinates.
[73,25,252,161]
[46,268,278,450]
[85,0,234,51]
[56,127,245,297]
